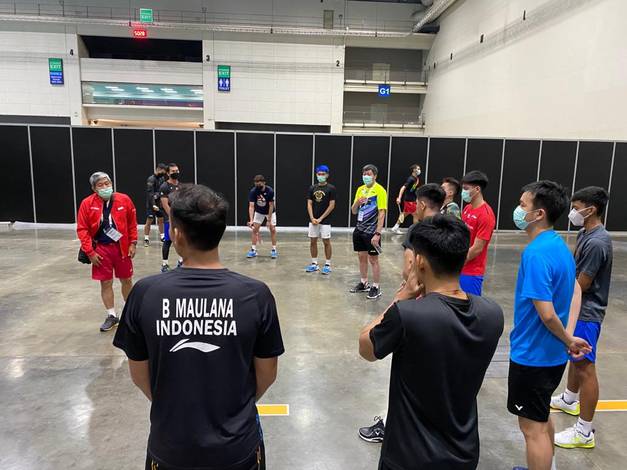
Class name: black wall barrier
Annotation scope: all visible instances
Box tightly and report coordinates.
[3,124,626,232]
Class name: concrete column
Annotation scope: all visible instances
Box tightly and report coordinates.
[202,36,216,130]
[66,33,86,125]
[330,41,346,134]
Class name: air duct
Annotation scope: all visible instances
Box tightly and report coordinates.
[412,0,458,33]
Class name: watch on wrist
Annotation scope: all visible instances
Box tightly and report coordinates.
[374,231,381,236]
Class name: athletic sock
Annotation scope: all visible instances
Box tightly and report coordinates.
[144,235,149,240]
[551,455,557,470]
[361,278,368,285]
[162,260,168,266]
[272,245,277,251]
[251,245,257,251]
[311,258,318,265]
[106,308,116,318]
[325,260,331,266]
[576,417,593,436]
[392,223,399,230]
[564,388,579,404]
[373,283,379,288]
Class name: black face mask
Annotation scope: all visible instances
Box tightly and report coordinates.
[169,172,180,180]
[255,184,264,189]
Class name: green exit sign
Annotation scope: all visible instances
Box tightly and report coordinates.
[48,58,64,85]
[217,65,231,78]
[139,8,153,23]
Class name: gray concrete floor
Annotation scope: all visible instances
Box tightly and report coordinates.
[1,227,626,469]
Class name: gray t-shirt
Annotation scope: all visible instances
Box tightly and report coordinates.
[575,225,613,322]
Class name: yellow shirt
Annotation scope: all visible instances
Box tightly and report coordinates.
[353,182,388,233]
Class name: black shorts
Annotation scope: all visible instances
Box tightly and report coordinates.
[146,207,164,219]
[353,229,381,256]
[507,360,566,422]
[146,442,265,470]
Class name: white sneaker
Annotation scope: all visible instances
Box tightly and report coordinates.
[550,393,580,416]
[554,425,595,449]
[390,225,400,233]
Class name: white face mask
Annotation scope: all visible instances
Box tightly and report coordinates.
[568,207,592,226]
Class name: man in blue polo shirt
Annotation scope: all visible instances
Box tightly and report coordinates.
[508,180,591,470]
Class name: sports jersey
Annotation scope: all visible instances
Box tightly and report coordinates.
[353,183,388,234]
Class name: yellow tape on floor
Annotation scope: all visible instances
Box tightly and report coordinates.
[551,400,627,413]
[257,404,289,416]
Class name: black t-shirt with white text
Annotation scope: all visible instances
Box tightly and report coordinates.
[159,181,180,221]
[113,268,285,470]
[307,183,336,220]
[370,294,503,470]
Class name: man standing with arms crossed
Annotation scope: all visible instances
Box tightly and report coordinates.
[508,180,590,470]
[350,164,387,300]
[460,171,496,295]
[552,187,613,449]
[305,165,336,274]
[114,184,284,470]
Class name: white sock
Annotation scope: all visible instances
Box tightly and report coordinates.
[162,260,168,265]
[178,258,183,263]
[392,223,399,230]
[325,260,331,266]
[576,417,593,436]
[251,245,257,251]
[361,278,368,285]
[144,235,149,240]
[563,388,579,404]
[551,455,557,470]
[272,245,277,250]
[106,308,116,318]
[373,283,379,288]
[311,258,318,265]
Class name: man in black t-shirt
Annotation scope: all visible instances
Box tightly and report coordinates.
[159,163,181,272]
[305,165,336,274]
[114,184,284,470]
[390,164,421,233]
[359,215,504,470]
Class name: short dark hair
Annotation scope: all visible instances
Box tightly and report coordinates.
[157,163,168,171]
[169,184,229,251]
[462,170,489,190]
[572,186,609,217]
[405,214,470,277]
[362,164,378,175]
[253,174,265,183]
[410,164,421,172]
[416,183,446,210]
[168,163,179,171]
[522,180,569,225]
[442,177,460,196]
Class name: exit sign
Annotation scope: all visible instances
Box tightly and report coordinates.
[48,58,64,85]
[133,28,148,39]
[217,65,231,78]
[217,65,231,92]
[139,8,153,23]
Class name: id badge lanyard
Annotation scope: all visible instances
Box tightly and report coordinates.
[101,200,123,242]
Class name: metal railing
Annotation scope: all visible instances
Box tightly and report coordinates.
[0,2,415,33]
[343,109,425,127]
[344,67,427,84]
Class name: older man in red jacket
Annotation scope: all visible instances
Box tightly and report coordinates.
[77,172,138,332]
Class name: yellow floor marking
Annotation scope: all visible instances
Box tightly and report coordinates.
[257,404,289,416]
[551,400,627,413]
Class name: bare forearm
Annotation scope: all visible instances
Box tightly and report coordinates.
[566,282,582,334]
[248,204,255,222]
[307,201,314,220]
[397,187,406,200]
[376,210,386,232]
[319,202,335,222]
[161,199,171,217]
[466,241,483,261]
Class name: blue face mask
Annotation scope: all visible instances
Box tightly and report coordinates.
[97,187,113,200]
[513,205,535,230]
[461,188,473,203]
[362,175,374,186]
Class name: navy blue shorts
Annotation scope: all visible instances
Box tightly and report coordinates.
[460,274,483,296]
[570,320,601,363]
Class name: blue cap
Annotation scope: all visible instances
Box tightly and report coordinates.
[316,165,329,173]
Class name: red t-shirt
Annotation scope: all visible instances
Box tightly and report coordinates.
[461,202,496,276]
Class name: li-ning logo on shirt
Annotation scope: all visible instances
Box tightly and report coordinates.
[170,338,221,353]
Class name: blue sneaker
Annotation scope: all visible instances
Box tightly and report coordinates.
[305,263,319,273]
[271,249,278,259]
[247,249,257,258]
[321,264,331,275]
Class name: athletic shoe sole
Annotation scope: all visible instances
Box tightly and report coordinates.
[358,432,383,443]
[366,293,382,300]
[554,440,595,449]
[550,404,580,416]
[99,323,118,333]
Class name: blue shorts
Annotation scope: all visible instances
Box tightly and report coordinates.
[570,320,601,363]
[164,222,171,242]
[460,274,484,296]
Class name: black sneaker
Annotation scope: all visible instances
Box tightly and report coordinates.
[367,285,382,300]
[143,238,150,247]
[161,264,170,273]
[359,416,385,443]
[100,315,119,332]
[350,281,370,293]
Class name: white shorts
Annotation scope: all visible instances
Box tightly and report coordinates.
[308,223,331,239]
[253,211,277,226]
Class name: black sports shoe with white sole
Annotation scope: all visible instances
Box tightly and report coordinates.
[359,416,385,443]
[350,281,370,293]
[100,314,119,332]
[366,285,382,299]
